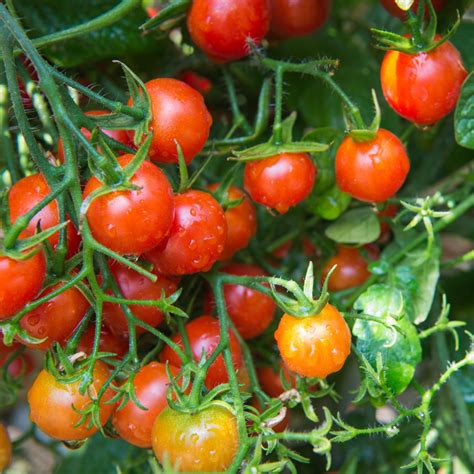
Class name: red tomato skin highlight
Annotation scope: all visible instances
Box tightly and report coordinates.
[335,129,410,203]
[381,40,467,126]
[187,0,271,62]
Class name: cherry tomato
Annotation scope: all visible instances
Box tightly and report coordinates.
[77,325,128,359]
[187,0,270,62]
[380,0,446,19]
[321,245,377,292]
[8,173,81,257]
[270,0,331,39]
[275,303,351,378]
[378,203,398,243]
[28,361,115,441]
[271,236,318,262]
[83,154,174,255]
[180,70,213,95]
[207,184,257,261]
[160,315,242,389]
[0,423,11,471]
[57,110,132,162]
[335,129,410,203]
[257,364,296,398]
[113,362,180,448]
[152,403,239,472]
[0,250,46,320]
[6,351,35,379]
[381,39,467,126]
[128,78,212,164]
[103,261,179,338]
[204,263,275,339]
[145,190,227,276]
[244,152,317,213]
[20,280,89,350]
[145,1,160,18]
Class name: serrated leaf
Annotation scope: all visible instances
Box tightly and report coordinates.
[455,72,474,150]
[325,207,381,244]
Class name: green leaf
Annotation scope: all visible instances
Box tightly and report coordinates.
[140,0,191,32]
[353,284,422,396]
[325,208,381,244]
[233,141,329,161]
[455,72,474,150]
[307,184,351,221]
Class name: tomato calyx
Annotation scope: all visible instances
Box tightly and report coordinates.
[371,0,460,53]
[347,90,382,143]
[140,0,191,32]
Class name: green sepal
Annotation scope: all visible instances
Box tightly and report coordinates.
[140,0,191,32]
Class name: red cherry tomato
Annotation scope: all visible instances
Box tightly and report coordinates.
[83,154,174,255]
[381,40,467,126]
[179,70,213,95]
[0,423,11,471]
[113,362,180,448]
[244,152,317,214]
[28,361,115,441]
[187,0,270,62]
[0,250,46,320]
[321,245,378,292]
[145,1,160,18]
[152,403,239,472]
[103,261,179,338]
[77,325,128,359]
[20,280,90,350]
[58,110,132,162]
[275,304,351,378]
[128,78,212,164]
[6,351,35,379]
[335,129,410,203]
[8,173,81,257]
[204,263,275,340]
[145,190,227,276]
[270,0,331,39]
[207,184,257,261]
[378,203,398,243]
[160,315,242,389]
[380,0,446,19]
[257,364,296,398]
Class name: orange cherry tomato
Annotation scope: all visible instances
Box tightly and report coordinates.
[0,424,11,471]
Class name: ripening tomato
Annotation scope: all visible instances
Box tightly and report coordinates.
[113,362,180,448]
[57,110,132,162]
[257,364,296,398]
[28,360,115,441]
[0,423,11,471]
[187,0,270,62]
[145,190,226,276]
[275,304,351,378]
[103,261,179,338]
[270,0,331,39]
[77,325,128,359]
[335,129,410,203]
[381,40,467,126]
[180,70,213,95]
[207,184,257,261]
[321,245,377,292]
[83,154,174,255]
[204,263,275,339]
[0,250,46,320]
[152,403,239,472]
[380,0,446,19]
[160,315,242,389]
[244,152,317,213]
[128,78,212,164]
[20,280,89,350]
[8,173,81,257]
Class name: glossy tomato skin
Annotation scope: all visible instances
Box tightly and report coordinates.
[128,79,212,164]
[257,364,296,398]
[244,152,317,213]
[160,315,242,389]
[187,0,270,62]
[335,129,410,203]
[103,261,179,338]
[380,0,446,19]
[381,40,467,126]
[0,423,11,471]
[152,403,239,472]
[83,154,174,255]
[113,362,179,448]
[321,245,376,292]
[0,250,46,320]
[145,190,226,276]
[20,281,89,350]
[204,263,275,339]
[28,361,115,441]
[270,0,331,39]
[8,173,81,257]
[207,184,257,261]
[77,325,128,359]
[275,304,351,378]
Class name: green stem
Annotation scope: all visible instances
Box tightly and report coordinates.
[272,66,284,145]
